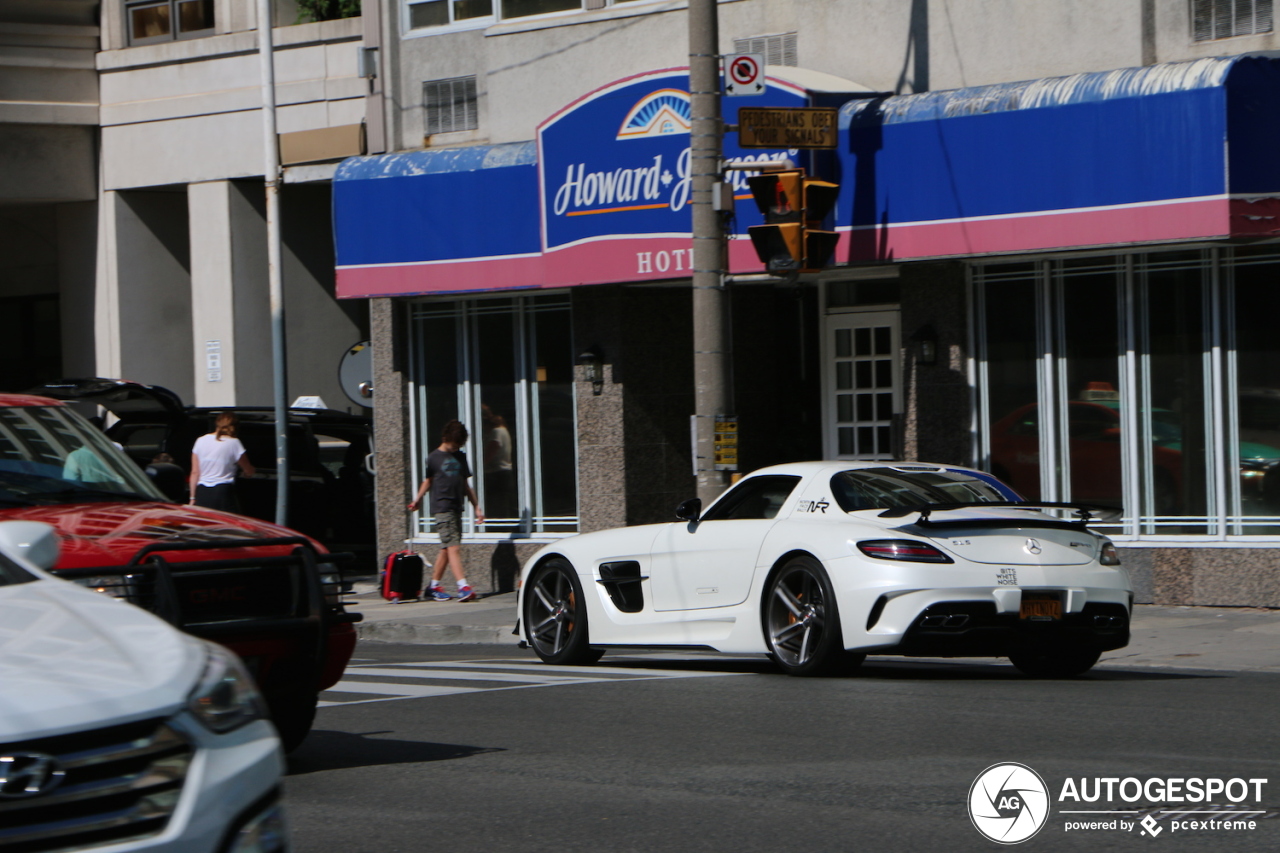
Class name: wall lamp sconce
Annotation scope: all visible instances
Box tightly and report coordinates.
[577,347,604,396]
[913,326,938,366]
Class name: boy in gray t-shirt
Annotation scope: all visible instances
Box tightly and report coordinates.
[408,419,485,601]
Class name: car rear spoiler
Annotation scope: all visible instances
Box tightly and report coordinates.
[877,501,1118,530]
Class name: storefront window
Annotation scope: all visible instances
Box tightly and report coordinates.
[1060,260,1124,511]
[982,263,1042,499]
[1229,248,1280,534]
[977,249,1280,541]
[409,295,577,539]
[1136,254,1211,534]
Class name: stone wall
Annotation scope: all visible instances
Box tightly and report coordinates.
[900,262,972,466]
[1121,548,1280,607]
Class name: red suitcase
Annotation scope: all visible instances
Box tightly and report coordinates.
[381,551,425,602]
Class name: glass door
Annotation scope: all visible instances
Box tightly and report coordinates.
[823,310,901,460]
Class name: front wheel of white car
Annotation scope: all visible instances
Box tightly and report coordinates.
[525,558,604,666]
[763,556,860,676]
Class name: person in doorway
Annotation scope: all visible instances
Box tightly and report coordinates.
[408,419,485,602]
[190,412,255,512]
[482,403,515,521]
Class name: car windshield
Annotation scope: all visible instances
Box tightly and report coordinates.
[0,405,166,507]
[830,467,1009,512]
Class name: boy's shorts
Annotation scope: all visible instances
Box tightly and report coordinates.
[433,510,462,547]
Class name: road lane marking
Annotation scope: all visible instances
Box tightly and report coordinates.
[319,658,748,707]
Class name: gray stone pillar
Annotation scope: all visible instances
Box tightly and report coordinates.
[188,180,271,406]
[371,297,411,560]
[99,188,194,400]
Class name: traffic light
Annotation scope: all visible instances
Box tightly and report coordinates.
[746,169,839,273]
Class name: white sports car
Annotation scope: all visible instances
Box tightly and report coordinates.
[517,462,1132,677]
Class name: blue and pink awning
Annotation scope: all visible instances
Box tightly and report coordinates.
[334,55,1280,299]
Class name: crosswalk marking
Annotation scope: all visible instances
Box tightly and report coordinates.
[372,660,739,678]
[319,657,748,707]
[325,681,485,699]
[335,666,599,684]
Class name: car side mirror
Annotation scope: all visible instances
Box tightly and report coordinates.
[0,521,61,571]
[675,498,702,522]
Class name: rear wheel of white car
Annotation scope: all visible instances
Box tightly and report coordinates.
[1008,645,1101,678]
[763,556,858,676]
[526,558,604,666]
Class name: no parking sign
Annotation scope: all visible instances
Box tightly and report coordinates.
[724,53,764,96]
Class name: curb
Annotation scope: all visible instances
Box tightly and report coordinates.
[356,621,519,645]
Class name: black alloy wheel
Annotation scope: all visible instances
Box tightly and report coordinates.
[525,558,604,666]
[763,556,862,676]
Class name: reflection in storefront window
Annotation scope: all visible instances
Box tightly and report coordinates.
[1137,255,1210,534]
[410,296,577,538]
[1062,262,1123,511]
[978,249,1280,541]
[1231,250,1280,534]
[983,266,1042,500]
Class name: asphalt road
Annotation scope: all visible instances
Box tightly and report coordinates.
[285,643,1280,853]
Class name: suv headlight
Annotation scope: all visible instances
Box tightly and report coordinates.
[188,642,264,734]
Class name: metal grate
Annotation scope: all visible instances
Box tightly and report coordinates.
[424,75,479,136]
[1192,0,1273,40]
[733,32,797,66]
[0,719,193,852]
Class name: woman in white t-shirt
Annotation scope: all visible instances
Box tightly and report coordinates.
[189,412,255,512]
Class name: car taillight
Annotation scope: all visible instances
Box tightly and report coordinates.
[856,539,954,563]
[1099,542,1121,566]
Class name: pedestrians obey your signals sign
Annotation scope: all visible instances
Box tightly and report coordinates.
[737,107,838,149]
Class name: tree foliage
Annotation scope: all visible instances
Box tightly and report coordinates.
[296,0,362,22]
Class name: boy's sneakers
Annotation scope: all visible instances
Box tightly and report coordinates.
[429,586,453,601]
[456,585,477,602]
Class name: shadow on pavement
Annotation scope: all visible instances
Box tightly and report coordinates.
[586,654,1226,681]
[287,730,505,776]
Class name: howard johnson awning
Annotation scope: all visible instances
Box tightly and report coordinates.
[333,56,1280,299]
[333,67,869,298]
[836,54,1280,263]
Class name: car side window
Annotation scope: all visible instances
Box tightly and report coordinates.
[701,475,802,522]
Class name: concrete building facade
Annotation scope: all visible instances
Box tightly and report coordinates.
[8,1,1280,605]
[345,0,1280,605]
[2,0,371,410]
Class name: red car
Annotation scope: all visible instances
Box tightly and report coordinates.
[989,401,1183,514]
[0,392,360,751]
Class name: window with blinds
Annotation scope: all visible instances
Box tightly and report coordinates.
[423,76,479,135]
[1192,0,1273,40]
[732,32,798,67]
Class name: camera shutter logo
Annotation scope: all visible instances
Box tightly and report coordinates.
[0,753,66,799]
[969,763,1050,844]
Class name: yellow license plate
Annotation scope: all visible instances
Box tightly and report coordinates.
[1020,598,1062,621]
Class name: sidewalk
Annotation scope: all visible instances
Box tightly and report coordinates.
[345,583,1280,673]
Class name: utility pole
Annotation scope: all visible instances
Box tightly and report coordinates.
[689,0,731,506]
[257,0,290,525]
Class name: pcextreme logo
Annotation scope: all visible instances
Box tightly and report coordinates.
[968,763,1271,844]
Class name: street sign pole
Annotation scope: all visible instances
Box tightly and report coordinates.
[257,0,289,525]
[689,0,731,505]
